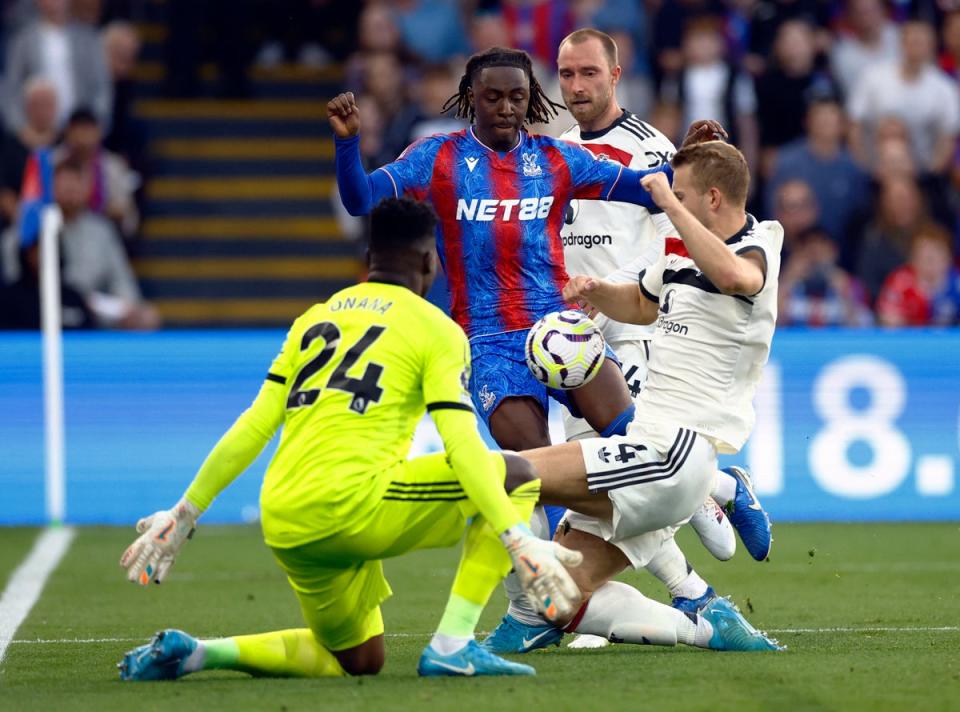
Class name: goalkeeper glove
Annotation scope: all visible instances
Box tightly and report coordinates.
[501,524,583,622]
[120,498,201,586]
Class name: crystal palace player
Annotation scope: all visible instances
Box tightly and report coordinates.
[330,47,669,465]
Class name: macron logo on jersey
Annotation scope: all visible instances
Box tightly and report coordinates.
[456,197,555,222]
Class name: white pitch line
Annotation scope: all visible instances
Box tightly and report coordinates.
[767,626,960,634]
[8,626,959,646]
[0,527,75,664]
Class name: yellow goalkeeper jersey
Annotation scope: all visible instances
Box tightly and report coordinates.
[258,280,475,547]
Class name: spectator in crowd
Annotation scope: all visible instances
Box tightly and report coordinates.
[58,108,139,239]
[855,177,929,301]
[0,229,95,330]
[766,97,869,245]
[876,224,960,326]
[830,0,900,98]
[940,11,960,81]
[754,20,837,176]
[848,20,960,177]
[772,177,820,262]
[500,0,573,70]
[4,0,112,131]
[101,21,144,165]
[607,29,653,121]
[866,116,956,234]
[470,10,510,54]
[408,64,467,141]
[651,0,725,80]
[0,78,58,228]
[362,51,419,165]
[51,160,159,329]
[872,132,917,184]
[357,2,404,54]
[390,0,469,64]
[661,19,758,174]
[778,226,873,327]
[745,0,832,75]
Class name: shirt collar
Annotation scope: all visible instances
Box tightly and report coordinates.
[725,214,755,245]
[468,126,525,154]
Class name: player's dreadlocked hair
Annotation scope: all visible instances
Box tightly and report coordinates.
[442,47,565,125]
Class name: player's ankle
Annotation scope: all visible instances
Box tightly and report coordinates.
[671,570,709,601]
[429,633,471,656]
[506,601,550,627]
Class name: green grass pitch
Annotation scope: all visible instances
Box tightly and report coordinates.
[1,523,958,711]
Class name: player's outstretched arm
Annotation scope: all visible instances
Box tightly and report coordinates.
[119,381,285,586]
[328,92,398,216]
[640,172,765,296]
[563,275,658,325]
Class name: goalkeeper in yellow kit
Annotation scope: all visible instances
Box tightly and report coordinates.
[117,198,582,680]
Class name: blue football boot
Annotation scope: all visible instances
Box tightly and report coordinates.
[418,639,535,677]
[118,629,198,681]
[701,597,782,652]
[722,466,773,561]
[671,585,717,614]
[480,614,564,654]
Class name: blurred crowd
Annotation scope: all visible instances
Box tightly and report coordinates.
[0,0,157,330]
[0,0,958,330]
[339,0,960,328]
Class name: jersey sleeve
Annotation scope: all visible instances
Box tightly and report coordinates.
[638,243,667,302]
[421,317,474,413]
[422,316,523,534]
[558,140,626,200]
[377,136,444,200]
[734,221,784,297]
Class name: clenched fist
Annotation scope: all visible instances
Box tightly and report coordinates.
[327,92,361,139]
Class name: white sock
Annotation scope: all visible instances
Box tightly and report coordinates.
[502,506,552,627]
[181,642,206,673]
[711,469,737,507]
[504,573,550,626]
[645,538,710,601]
[570,581,713,648]
[429,633,471,656]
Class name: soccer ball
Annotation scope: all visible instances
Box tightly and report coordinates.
[525,310,606,390]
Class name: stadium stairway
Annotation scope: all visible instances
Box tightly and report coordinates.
[128,22,361,327]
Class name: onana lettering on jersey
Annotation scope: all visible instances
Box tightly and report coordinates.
[327,297,394,315]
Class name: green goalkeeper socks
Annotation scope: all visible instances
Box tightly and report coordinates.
[436,478,541,639]
[199,629,346,677]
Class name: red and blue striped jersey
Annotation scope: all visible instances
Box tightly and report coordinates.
[376,127,629,338]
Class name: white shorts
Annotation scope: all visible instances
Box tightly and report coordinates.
[569,422,716,566]
[563,338,650,441]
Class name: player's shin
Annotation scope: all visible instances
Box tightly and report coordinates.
[197,629,346,677]
[567,581,713,648]
[645,537,711,602]
[501,506,558,627]
[433,479,541,653]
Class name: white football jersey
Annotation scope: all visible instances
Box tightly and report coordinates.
[559,110,678,342]
[633,215,783,453]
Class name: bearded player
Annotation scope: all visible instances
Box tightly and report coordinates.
[483,29,775,654]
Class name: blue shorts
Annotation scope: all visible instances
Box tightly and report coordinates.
[468,329,618,427]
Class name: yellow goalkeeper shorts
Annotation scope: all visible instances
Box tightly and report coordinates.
[270,453,492,651]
